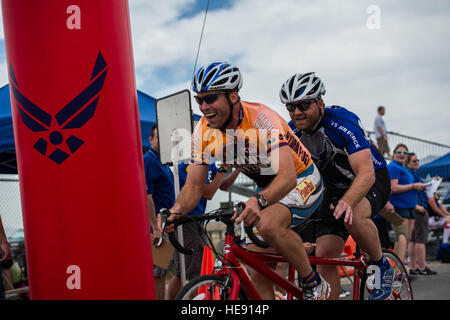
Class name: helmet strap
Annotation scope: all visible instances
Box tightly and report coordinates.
[220,92,240,132]
[306,102,324,133]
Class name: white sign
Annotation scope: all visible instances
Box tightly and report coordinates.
[155,90,193,165]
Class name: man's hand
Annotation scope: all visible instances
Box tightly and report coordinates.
[303,242,316,255]
[385,201,395,214]
[413,182,426,191]
[152,218,163,246]
[416,205,426,215]
[157,209,183,235]
[330,199,353,225]
[233,196,261,227]
[0,240,11,263]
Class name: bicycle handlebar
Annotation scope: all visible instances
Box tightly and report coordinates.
[160,202,270,254]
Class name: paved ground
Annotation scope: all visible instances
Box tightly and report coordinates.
[408,261,450,300]
[340,260,450,300]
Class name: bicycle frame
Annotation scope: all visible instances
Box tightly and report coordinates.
[214,234,370,300]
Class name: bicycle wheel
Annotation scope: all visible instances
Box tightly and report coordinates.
[175,275,248,300]
[359,249,413,300]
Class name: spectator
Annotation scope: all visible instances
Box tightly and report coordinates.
[428,192,450,244]
[374,106,391,158]
[0,214,11,300]
[406,153,437,275]
[144,125,175,300]
[167,160,240,299]
[387,144,426,263]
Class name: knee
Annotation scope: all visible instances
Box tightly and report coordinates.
[316,245,341,258]
[257,219,285,244]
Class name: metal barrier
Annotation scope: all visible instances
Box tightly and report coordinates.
[0,175,22,237]
[367,131,450,181]
[368,131,450,165]
[229,131,450,198]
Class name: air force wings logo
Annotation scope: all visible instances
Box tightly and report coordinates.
[8,52,107,164]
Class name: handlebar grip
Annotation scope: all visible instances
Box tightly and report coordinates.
[159,209,194,255]
[244,226,270,249]
[236,201,270,249]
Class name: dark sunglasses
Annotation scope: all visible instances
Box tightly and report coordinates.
[286,100,316,112]
[395,150,408,155]
[411,159,420,163]
[194,93,226,105]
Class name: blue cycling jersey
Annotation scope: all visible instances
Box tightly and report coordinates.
[288,105,386,190]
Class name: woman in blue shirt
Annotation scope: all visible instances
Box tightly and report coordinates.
[406,153,437,275]
[387,144,426,263]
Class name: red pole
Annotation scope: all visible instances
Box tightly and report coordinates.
[2,0,155,299]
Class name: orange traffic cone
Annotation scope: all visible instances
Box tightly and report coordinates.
[200,245,215,276]
[339,236,356,278]
[198,246,220,299]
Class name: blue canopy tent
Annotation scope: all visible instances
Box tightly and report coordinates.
[0,84,200,174]
[417,152,450,180]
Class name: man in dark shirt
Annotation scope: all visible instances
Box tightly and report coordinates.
[279,72,393,300]
[143,125,175,300]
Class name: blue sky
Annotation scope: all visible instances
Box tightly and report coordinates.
[178,0,233,19]
[0,0,449,230]
[0,0,449,145]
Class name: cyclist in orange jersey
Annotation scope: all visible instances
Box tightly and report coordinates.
[161,62,330,300]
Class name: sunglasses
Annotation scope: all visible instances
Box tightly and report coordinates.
[395,150,408,155]
[194,93,226,105]
[286,100,316,112]
[411,160,420,163]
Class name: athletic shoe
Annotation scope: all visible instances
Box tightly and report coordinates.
[419,267,437,275]
[368,262,395,300]
[409,268,420,276]
[300,274,331,300]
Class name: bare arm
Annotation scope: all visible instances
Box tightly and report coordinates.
[219,169,240,191]
[428,197,448,218]
[147,195,161,245]
[377,126,386,138]
[202,166,240,199]
[202,166,228,200]
[171,164,208,215]
[343,149,375,207]
[236,146,297,225]
[258,146,297,205]
[332,149,375,224]
[391,179,426,194]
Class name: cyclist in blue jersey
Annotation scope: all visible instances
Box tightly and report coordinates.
[279,72,394,300]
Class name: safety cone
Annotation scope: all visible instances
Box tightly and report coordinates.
[339,236,356,278]
[198,246,220,299]
[200,246,215,275]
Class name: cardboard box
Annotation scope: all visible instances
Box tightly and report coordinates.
[151,236,175,269]
[379,210,405,227]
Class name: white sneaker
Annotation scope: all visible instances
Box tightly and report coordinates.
[300,274,331,300]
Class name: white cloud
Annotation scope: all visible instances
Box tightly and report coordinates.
[0,1,448,144]
[129,0,450,144]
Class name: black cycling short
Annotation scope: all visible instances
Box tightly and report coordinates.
[315,167,391,241]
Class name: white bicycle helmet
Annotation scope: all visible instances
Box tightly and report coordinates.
[279,72,326,104]
[192,62,243,93]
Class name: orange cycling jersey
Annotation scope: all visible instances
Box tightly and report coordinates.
[191,101,313,188]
